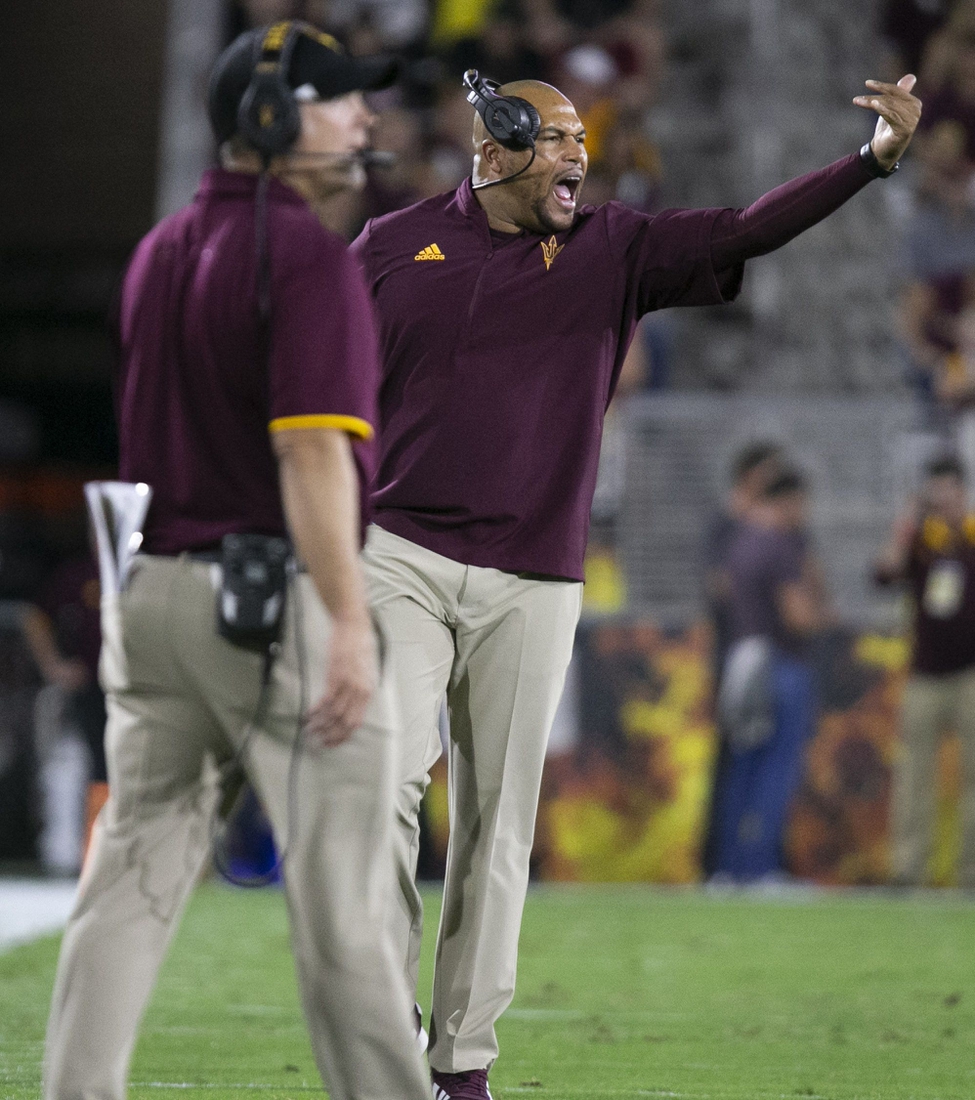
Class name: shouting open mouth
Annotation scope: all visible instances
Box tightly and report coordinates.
[553,171,582,212]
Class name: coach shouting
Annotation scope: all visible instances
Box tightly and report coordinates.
[351,69,920,1099]
[43,23,430,1100]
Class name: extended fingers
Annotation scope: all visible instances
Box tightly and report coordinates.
[854,91,913,110]
[852,95,892,115]
[864,76,916,95]
[854,78,918,108]
[853,79,921,126]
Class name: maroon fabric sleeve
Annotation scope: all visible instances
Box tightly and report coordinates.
[268,225,379,435]
[710,153,875,271]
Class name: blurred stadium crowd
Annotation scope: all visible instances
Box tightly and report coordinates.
[7,0,975,885]
[231,0,667,238]
[894,0,975,452]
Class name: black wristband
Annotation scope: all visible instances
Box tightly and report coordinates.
[859,141,899,179]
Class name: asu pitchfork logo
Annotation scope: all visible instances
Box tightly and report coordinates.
[541,235,563,271]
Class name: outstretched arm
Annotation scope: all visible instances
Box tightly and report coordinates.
[711,75,921,271]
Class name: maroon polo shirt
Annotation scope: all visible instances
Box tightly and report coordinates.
[117,169,379,554]
[351,180,742,579]
[352,156,873,580]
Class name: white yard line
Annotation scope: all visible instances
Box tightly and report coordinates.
[119,1083,828,1098]
[0,877,78,952]
[132,1086,321,1093]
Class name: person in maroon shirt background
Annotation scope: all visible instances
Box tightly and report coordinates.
[875,454,975,888]
[42,23,430,1100]
[711,468,831,884]
[351,67,921,1099]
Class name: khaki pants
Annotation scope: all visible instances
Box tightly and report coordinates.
[362,526,582,1073]
[43,554,430,1100]
[892,666,975,887]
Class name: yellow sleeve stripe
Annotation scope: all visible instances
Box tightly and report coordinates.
[268,414,374,440]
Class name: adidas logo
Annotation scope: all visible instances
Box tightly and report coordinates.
[415,243,445,261]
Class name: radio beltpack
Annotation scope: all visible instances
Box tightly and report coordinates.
[217,533,291,652]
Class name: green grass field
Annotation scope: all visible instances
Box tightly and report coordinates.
[2,883,975,1099]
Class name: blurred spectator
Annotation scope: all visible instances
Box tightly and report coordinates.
[552,44,620,163]
[939,301,975,481]
[702,442,786,682]
[917,0,975,92]
[916,20,975,158]
[522,0,640,42]
[874,453,975,887]
[699,441,784,876]
[432,0,507,54]
[230,0,427,50]
[708,468,831,884]
[226,0,670,243]
[0,604,42,864]
[592,0,666,113]
[22,553,107,875]
[327,0,429,50]
[599,110,663,211]
[436,5,547,85]
[898,119,975,415]
[879,0,952,81]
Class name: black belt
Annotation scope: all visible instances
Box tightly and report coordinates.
[186,549,306,572]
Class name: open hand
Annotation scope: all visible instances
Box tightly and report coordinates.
[853,74,922,171]
[303,616,378,747]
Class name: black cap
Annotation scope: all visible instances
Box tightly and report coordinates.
[208,22,398,146]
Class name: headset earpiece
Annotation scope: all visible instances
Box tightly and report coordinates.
[507,97,540,147]
[238,69,301,159]
[464,69,540,151]
[237,22,304,161]
[483,96,540,150]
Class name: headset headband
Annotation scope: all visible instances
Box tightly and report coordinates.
[463,69,539,151]
[259,20,300,70]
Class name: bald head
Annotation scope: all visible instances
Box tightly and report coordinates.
[471,80,574,148]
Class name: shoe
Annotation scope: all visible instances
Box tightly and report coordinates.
[414,1003,429,1056]
[431,1068,493,1100]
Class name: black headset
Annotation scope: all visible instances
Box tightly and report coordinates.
[463,69,540,151]
[238,22,305,161]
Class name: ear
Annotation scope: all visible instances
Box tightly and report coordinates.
[480,138,506,176]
